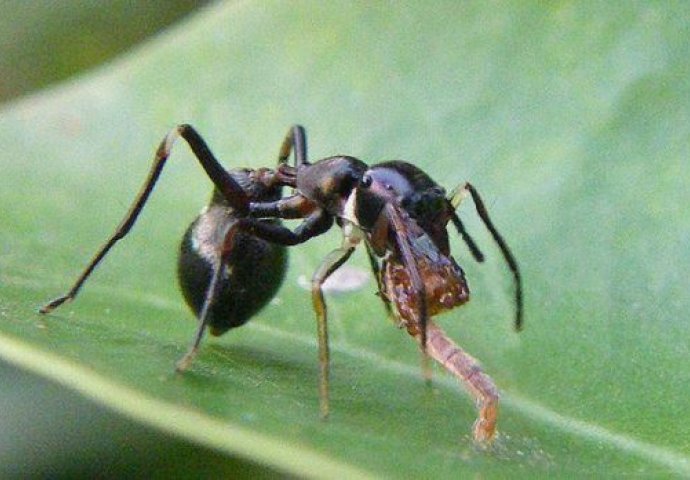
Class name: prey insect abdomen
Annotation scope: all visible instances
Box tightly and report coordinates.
[382,253,469,332]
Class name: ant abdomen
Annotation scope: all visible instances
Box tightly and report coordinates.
[177,170,288,336]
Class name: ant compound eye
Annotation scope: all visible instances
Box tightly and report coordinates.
[361,174,373,188]
[431,186,445,196]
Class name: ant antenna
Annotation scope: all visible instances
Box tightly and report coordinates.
[462,183,523,331]
[449,209,485,263]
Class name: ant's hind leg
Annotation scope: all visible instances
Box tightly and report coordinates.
[40,125,248,314]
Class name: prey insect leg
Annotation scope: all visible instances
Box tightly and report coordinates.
[40,124,249,314]
[421,319,499,443]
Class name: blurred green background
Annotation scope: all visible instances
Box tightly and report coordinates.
[0,0,210,102]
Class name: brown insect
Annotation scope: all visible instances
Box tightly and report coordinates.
[356,162,521,442]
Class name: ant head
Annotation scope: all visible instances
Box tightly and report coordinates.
[296,156,368,215]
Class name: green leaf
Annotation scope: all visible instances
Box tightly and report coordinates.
[1,1,689,477]
[0,0,210,102]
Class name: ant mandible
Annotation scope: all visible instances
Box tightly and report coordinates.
[40,124,523,443]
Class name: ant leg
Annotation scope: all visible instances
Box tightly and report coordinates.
[40,124,247,314]
[250,193,318,220]
[364,243,394,321]
[448,183,523,331]
[384,205,429,345]
[422,319,499,443]
[383,205,434,382]
[175,249,225,372]
[311,245,355,419]
[278,125,308,167]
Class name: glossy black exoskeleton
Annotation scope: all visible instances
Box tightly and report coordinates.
[178,178,287,336]
[41,124,522,444]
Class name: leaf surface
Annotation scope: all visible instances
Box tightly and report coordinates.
[1,1,689,477]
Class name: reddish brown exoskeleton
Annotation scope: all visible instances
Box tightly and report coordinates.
[354,162,521,442]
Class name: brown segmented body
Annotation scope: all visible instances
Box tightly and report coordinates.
[382,252,469,334]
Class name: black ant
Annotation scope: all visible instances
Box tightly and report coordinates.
[40,124,522,443]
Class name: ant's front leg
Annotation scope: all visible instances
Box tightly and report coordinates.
[40,124,249,314]
[175,207,333,372]
[365,243,394,321]
[310,244,355,418]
